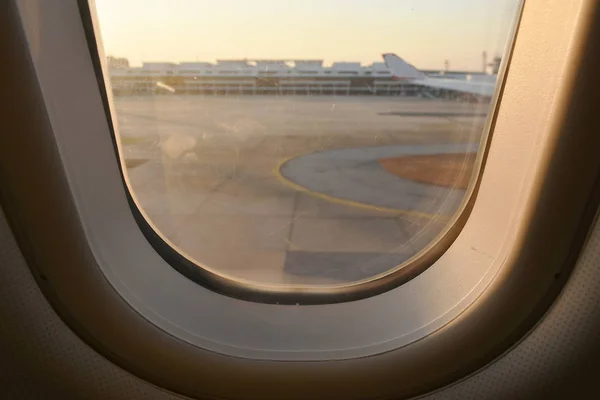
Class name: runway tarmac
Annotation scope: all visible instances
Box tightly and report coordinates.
[116,95,488,286]
[278,143,477,217]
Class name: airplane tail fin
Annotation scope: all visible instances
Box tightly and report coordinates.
[382,53,427,80]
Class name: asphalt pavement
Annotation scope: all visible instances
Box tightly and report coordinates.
[118,95,488,285]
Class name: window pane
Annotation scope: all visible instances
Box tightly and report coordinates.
[94,0,521,289]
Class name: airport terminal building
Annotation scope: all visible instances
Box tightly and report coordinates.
[107,58,496,96]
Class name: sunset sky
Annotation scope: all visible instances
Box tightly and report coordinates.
[94,0,521,71]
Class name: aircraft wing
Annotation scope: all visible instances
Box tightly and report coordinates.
[383,53,497,97]
[408,77,496,97]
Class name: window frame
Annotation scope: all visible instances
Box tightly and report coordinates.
[78,0,523,305]
[3,0,600,398]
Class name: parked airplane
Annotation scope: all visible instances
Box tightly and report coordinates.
[383,53,496,99]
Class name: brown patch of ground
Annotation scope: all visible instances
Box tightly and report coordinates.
[125,159,149,169]
[379,152,477,190]
[121,136,154,146]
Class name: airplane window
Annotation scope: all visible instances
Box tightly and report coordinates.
[93,0,521,296]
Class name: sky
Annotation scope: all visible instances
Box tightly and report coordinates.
[94,0,521,71]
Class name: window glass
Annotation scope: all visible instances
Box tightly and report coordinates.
[94,0,520,288]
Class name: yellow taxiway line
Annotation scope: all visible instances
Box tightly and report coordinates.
[272,154,450,222]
